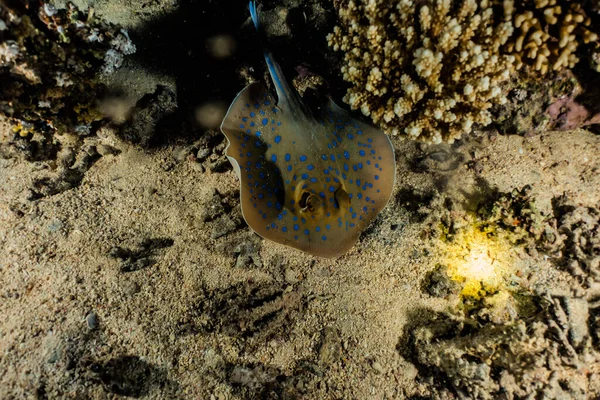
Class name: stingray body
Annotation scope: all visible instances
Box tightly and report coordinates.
[220,1,395,257]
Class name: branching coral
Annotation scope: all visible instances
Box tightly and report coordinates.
[328,0,515,143]
[328,0,600,143]
[504,0,598,74]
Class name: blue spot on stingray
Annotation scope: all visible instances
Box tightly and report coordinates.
[274,136,281,144]
[357,193,363,199]
[359,150,366,156]
[255,131,262,137]
[323,169,329,174]
[262,118,268,126]
[322,236,327,241]
[285,154,290,161]
[329,186,335,192]
[326,224,331,230]
[264,100,271,105]
[246,152,252,157]
[302,173,309,179]
[357,130,363,135]
[282,226,287,232]
[331,155,336,161]
[300,155,307,162]
[271,154,277,162]
[304,229,309,235]
[321,155,327,161]
[239,124,244,129]
[287,165,292,171]
[307,164,314,171]
[347,133,354,139]
[315,226,321,232]
[343,151,350,160]
[250,112,255,117]
[293,224,299,231]
[375,175,379,180]
[277,121,281,126]
[310,177,317,183]
[258,193,264,199]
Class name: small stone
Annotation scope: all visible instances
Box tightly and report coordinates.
[371,361,385,374]
[48,219,63,233]
[211,215,239,239]
[196,148,211,162]
[208,158,231,173]
[144,186,157,197]
[86,312,99,330]
[424,265,460,298]
[192,163,205,173]
[564,297,589,349]
[284,267,299,284]
[96,144,120,156]
[122,280,140,296]
[318,327,342,367]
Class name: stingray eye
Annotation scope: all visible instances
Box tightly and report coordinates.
[334,187,350,209]
[299,191,319,213]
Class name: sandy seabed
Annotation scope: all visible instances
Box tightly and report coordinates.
[2,122,599,398]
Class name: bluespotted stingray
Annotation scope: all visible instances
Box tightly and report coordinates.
[220,1,395,258]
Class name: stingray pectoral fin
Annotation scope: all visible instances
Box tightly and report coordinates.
[325,98,396,207]
[221,82,286,232]
[316,99,396,253]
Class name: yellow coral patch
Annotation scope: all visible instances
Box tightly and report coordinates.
[442,223,515,299]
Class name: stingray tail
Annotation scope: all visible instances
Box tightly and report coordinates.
[249,0,260,30]
[247,1,304,113]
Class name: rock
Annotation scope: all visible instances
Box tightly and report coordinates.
[211,215,240,239]
[318,327,342,367]
[96,143,120,156]
[564,297,589,349]
[423,265,460,298]
[371,361,385,374]
[120,85,177,148]
[196,147,211,162]
[86,312,99,330]
[284,267,299,284]
[233,238,262,268]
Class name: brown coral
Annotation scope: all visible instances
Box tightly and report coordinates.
[328,0,600,143]
[504,0,598,74]
[327,0,516,144]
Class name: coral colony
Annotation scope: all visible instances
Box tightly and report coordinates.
[0,2,135,139]
[327,0,598,143]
